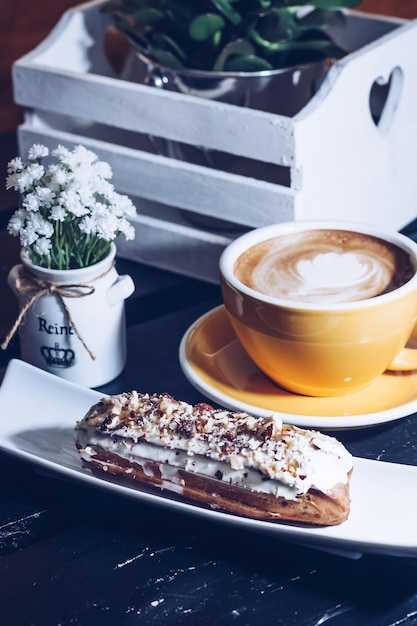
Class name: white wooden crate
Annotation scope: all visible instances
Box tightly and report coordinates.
[12,0,417,282]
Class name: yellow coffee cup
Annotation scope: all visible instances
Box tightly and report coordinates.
[219,220,417,397]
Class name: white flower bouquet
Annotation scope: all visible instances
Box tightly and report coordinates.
[6,143,137,270]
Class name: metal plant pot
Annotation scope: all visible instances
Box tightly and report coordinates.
[138,54,327,115]
[122,53,328,229]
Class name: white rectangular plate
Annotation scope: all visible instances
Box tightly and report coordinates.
[1,359,416,558]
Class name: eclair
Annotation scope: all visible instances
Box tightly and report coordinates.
[75,392,353,525]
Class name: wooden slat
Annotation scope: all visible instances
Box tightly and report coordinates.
[18,124,296,228]
[13,67,295,166]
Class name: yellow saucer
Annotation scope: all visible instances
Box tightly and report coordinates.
[179,305,417,429]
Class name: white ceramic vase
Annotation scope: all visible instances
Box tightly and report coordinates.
[7,243,135,387]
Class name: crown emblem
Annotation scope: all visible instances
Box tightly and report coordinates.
[41,342,75,368]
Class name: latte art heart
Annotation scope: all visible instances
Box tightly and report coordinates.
[297,252,368,289]
[234,230,414,304]
[257,250,393,303]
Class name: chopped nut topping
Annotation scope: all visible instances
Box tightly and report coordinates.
[77,391,352,489]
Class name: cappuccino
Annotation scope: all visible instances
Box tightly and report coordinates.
[234,229,414,304]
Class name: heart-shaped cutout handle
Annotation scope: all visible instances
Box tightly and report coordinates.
[369,67,403,134]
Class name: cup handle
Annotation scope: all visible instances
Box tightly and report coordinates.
[387,347,417,371]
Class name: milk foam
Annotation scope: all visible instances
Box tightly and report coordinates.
[297,252,365,289]
[289,251,388,302]
[234,230,411,304]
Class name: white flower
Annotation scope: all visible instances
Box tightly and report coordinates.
[118,218,135,241]
[36,187,56,208]
[7,157,24,173]
[50,206,66,222]
[16,170,36,193]
[28,144,49,161]
[7,209,28,236]
[51,145,71,162]
[90,201,108,218]
[5,173,18,190]
[113,193,136,217]
[47,164,71,187]
[59,189,89,217]
[28,213,54,238]
[79,215,98,236]
[93,160,112,180]
[5,143,137,269]
[20,225,38,247]
[91,178,114,199]
[72,145,98,166]
[76,185,95,208]
[26,163,45,183]
[95,209,119,240]
[33,236,52,257]
[58,144,97,171]
[22,192,41,212]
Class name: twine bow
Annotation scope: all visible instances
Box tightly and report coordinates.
[1,262,115,360]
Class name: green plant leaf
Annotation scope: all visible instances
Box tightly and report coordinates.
[210,0,242,25]
[318,0,361,7]
[224,54,274,72]
[213,38,255,71]
[104,0,358,73]
[148,46,185,69]
[212,29,223,48]
[283,0,361,7]
[269,36,345,55]
[133,7,164,26]
[124,0,163,8]
[153,32,187,60]
[189,14,225,41]
[118,25,150,55]
[255,8,299,43]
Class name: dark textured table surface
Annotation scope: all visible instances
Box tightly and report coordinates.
[1,239,417,626]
